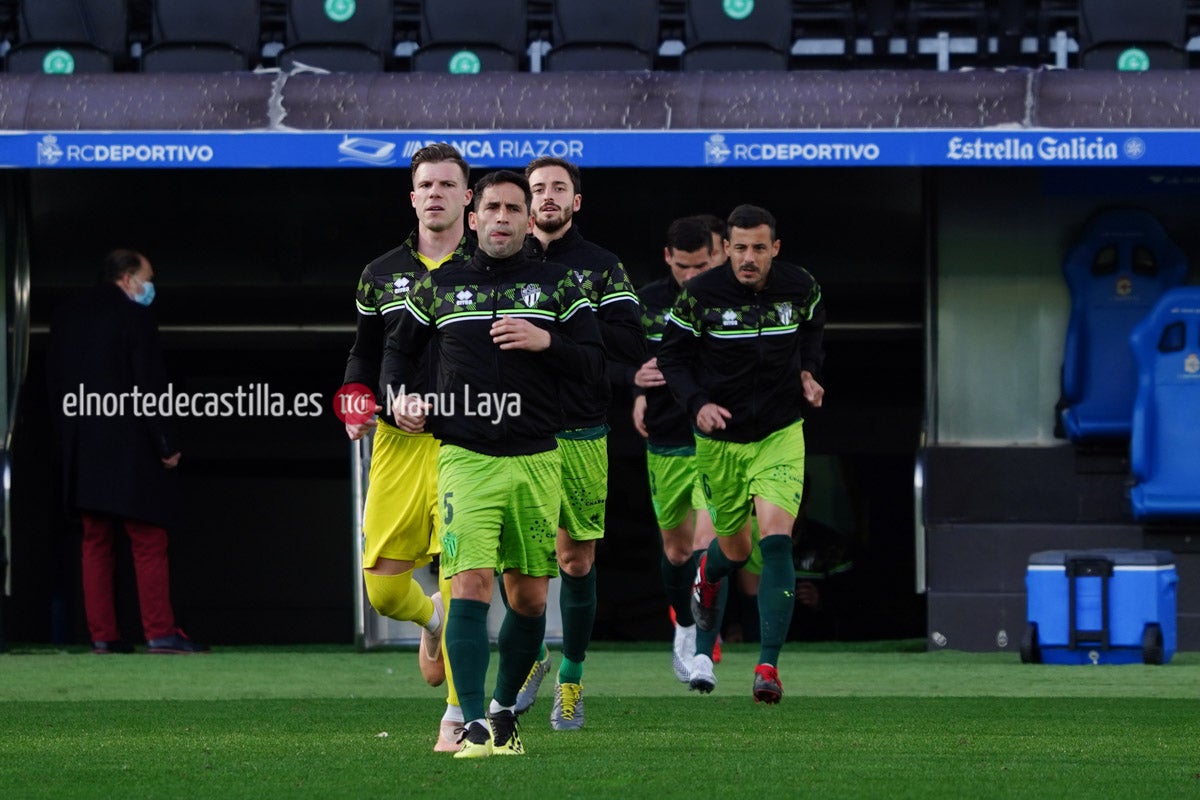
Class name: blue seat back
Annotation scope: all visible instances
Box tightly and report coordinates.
[1130,287,1200,520]
[1059,209,1188,442]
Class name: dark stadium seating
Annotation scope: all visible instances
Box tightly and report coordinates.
[1059,209,1188,444]
[860,0,900,60]
[1078,0,1187,70]
[411,0,527,73]
[6,0,127,74]
[277,0,393,73]
[1130,287,1200,520]
[792,0,856,65]
[3,2,1184,76]
[141,0,262,72]
[995,0,1031,62]
[905,0,989,67]
[680,0,793,71]
[543,0,659,72]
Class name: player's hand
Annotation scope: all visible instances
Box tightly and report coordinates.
[695,402,731,434]
[633,357,665,388]
[632,394,649,438]
[345,417,378,440]
[801,370,824,408]
[491,316,551,351]
[162,452,181,469]
[391,393,431,433]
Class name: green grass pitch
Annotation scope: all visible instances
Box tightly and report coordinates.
[2,641,1199,799]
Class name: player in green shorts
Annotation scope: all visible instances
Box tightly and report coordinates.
[657,204,826,704]
[386,170,603,758]
[634,216,725,687]
[516,158,645,730]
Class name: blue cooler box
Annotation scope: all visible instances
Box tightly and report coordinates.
[1022,549,1177,665]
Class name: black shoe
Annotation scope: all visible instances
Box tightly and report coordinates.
[92,640,135,654]
[147,629,211,654]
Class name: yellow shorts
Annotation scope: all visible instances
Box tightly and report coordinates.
[361,419,440,568]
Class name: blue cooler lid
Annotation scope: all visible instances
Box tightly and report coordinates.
[1028,548,1175,567]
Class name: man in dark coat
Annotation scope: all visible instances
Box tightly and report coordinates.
[47,249,208,654]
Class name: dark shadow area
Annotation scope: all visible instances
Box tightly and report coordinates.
[9,165,925,645]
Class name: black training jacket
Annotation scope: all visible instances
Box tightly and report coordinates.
[383,250,605,456]
[636,275,695,449]
[344,230,474,423]
[656,260,825,444]
[525,225,645,428]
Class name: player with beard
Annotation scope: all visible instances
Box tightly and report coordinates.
[343,143,474,751]
[514,157,645,730]
[385,170,604,757]
[657,204,826,704]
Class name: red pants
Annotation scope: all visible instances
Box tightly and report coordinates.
[80,512,176,642]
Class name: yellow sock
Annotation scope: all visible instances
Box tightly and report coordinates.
[362,570,434,626]
[440,570,459,707]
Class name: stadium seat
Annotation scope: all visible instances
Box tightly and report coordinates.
[277,0,394,73]
[680,0,792,71]
[995,0,1032,64]
[543,0,659,72]
[1129,287,1200,520]
[1078,0,1187,70]
[1059,209,1189,444]
[905,0,989,68]
[411,0,527,73]
[792,0,856,66]
[142,0,261,72]
[860,0,900,61]
[1034,0,1080,66]
[6,0,127,74]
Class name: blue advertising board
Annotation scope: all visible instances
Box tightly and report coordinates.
[0,129,1189,169]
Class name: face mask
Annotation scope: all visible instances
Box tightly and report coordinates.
[133,279,156,307]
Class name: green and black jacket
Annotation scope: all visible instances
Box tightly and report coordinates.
[383,250,605,457]
[657,260,825,444]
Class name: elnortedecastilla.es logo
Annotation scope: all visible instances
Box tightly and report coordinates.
[333,383,377,426]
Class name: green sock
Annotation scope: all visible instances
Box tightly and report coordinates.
[559,566,596,667]
[757,535,797,666]
[703,538,747,583]
[446,598,491,723]
[493,608,546,708]
[662,553,695,627]
[695,577,728,659]
[537,642,548,661]
[558,655,584,684]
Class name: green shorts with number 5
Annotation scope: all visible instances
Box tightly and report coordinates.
[695,419,806,538]
[436,444,561,578]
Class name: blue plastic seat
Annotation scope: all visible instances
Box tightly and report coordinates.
[1130,287,1200,520]
[1059,209,1188,443]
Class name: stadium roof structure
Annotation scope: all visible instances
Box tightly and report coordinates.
[1,69,1199,168]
